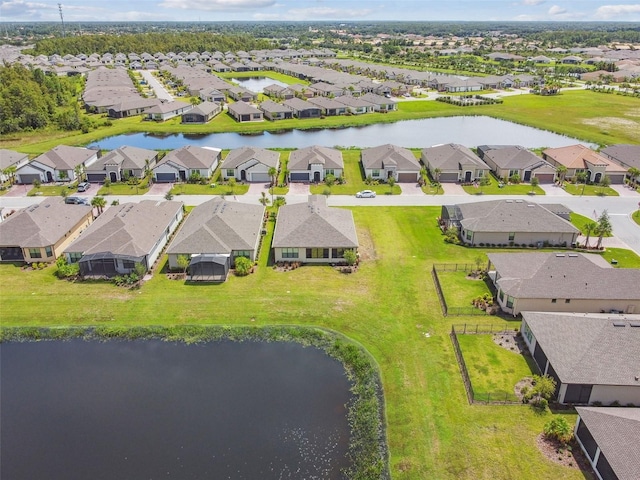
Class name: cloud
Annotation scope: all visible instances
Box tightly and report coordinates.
[159,0,276,11]
[284,6,373,20]
[548,4,567,15]
[595,4,640,19]
[0,0,56,19]
[253,12,281,19]
[522,0,545,5]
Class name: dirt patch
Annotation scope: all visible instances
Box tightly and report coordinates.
[582,117,640,136]
[514,377,534,401]
[492,331,526,354]
[356,225,376,261]
[536,433,593,474]
[465,271,485,280]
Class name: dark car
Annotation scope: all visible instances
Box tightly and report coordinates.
[65,196,89,205]
[77,181,91,192]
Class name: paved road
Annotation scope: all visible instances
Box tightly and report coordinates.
[139,70,173,101]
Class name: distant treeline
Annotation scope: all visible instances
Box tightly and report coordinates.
[27,32,274,56]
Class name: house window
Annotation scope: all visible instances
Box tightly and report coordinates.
[233,250,251,258]
[281,248,298,259]
[332,248,345,258]
[522,322,533,343]
[551,298,557,303]
[565,299,571,304]
[372,169,380,177]
[506,296,514,308]
[498,290,504,302]
[326,169,335,176]
[45,246,53,257]
[465,230,472,241]
[508,232,515,241]
[122,260,136,270]
[226,169,235,177]
[252,113,261,119]
[508,169,519,177]
[28,248,42,259]
[68,252,83,263]
[307,248,329,259]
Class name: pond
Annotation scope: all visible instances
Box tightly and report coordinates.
[0,339,353,480]
[231,76,288,93]
[89,116,595,151]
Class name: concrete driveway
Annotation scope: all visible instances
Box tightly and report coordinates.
[287,183,310,196]
[539,183,572,197]
[398,183,425,196]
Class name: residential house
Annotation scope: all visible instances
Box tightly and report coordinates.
[488,252,640,316]
[283,98,322,118]
[199,88,225,104]
[221,147,280,183]
[64,200,184,277]
[359,93,398,111]
[574,408,640,480]
[520,312,640,405]
[421,143,490,183]
[259,100,294,121]
[108,98,161,119]
[562,55,583,64]
[288,146,344,183]
[440,200,580,247]
[166,198,265,281]
[227,102,264,123]
[542,145,627,184]
[0,197,93,263]
[272,195,358,264]
[153,146,221,183]
[227,86,258,103]
[0,149,29,183]
[445,78,484,93]
[306,97,347,116]
[16,145,99,184]
[335,95,375,115]
[361,144,422,183]
[181,101,221,124]
[144,100,193,122]
[85,146,159,183]
[477,145,557,183]
[600,144,640,183]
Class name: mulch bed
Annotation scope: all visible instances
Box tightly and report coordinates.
[535,434,594,475]
[492,331,527,355]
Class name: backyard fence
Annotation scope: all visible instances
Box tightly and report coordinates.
[431,264,497,317]
[431,266,448,316]
[451,323,517,335]
[432,263,479,272]
[450,324,523,405]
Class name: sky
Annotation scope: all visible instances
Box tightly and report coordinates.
[1,0,640,23]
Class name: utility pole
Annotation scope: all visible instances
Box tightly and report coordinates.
[58,3,66,38]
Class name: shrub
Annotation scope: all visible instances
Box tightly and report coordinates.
[234,256,252,276]
[544,417,573,445]
[55,257,79,279]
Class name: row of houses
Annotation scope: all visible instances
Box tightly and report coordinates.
[0,195,357,283]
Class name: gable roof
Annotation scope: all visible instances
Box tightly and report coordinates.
[600,144,640,170]
[489,252,640,300]
[31,145,97,171]
[273,195,358,249]
[259,100,291,114]
[575,407,640,480]
[228,101,262,115]
[65,201,183,258]
[186,101,220,116]
[156,146,221,170]
[422,143,490,171]
[89,146,157,172]
[0,197,92,248]
[0,149,29,170]
[479,145,554,171]
[523,312,640,386]
[451,200,579,234]
[167,198,264,255]
[361,144,421,171]
[222,147,279,169]
[144,100,192,114]
[543,144,627,172]
[283,97,321,111]
[288,146,344,171]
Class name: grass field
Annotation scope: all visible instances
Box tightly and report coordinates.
[600,247,640,268]
[96,182,151,196]
[633,210,640,226]
[457,334,534,402]
[436,270,493,308]
[1,206,599,480]
[563,183,619,197]
[462,173,545,196]
[570,212,612,236]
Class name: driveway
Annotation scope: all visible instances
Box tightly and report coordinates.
[146,182,172,196]
[440,183,467,195]
[2,184,30,197]
[247,183,270,195]
[287,183,310,196]
[609,184,640,197]
[398,183,425,196]
[538,183,572,197]
[139,70,173,102]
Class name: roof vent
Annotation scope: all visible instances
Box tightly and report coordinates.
[505,199,513,203]
[568,253,578,257]
[555,253,565,257]
[630,322,640,328]
[612,321,626,327]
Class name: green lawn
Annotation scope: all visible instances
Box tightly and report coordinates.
[563,183,619,197]
[309,150,402,196]
[169,182,250,196]
[216,70,310,86]
[457,334,535,402]
[462,173,545,196]
[27,184,78,197]
[570,212,612,236]
[600,247,640,268]
[633,210,640,226]
[0,206,590,480]
[436,270,493,309]
[96,182,150,196]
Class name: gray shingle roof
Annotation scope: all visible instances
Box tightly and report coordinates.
[0,149,28,170]
[600,144,640,170]
[228,101,262,115]
[453,200,579,234]
[361,144,421,171]
[144,100,192,114]
[480,145,554,170]
[188,101,220,116]
[575,407,640,480]
[489,252,640,300]
[522,312,640,386]
[0,197,92,248]
[258,100,291,114]
[31,145,96,171]
[273,195,358,249]
[89,146,157,172]
[64,201,183,257]
[222,147,279,170]
[156,146,220,170]
[288,146,344,171]
[422,143,489,170]
[167,198,264,255]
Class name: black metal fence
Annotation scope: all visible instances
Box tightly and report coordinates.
[433,263,479,272]
[431,266,448,316]
[431,264,496,317]
[450,324,523,405]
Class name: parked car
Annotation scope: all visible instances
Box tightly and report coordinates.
[77,181,91,192]
[356,190,376,198]
[65,196,89,205]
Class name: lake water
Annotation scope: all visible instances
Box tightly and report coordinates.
[231,77,288,93]
[0,339,352,480]
[89,116,595,151]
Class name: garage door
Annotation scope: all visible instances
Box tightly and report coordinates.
[438,172,459,182]
[87,173,106,183]
[608,174,625,185]
[533,173,555,184]
[18,174,41,185]
[250,173,270,183]
[397,172,417,183]
[155,173,176,183]
[289,172,309,182]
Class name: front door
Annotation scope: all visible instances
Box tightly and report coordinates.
[313,171,321,182]
[594,172,602,183]
[110,171,118,182]
[464,171,472,182]
[241,170,247,181]
[523,170,532,182]
[46,171,54,182]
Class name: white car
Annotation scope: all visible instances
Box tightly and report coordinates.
[356,190,376,198]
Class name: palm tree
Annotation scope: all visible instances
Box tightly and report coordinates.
[595,210,612,250]
[556,165,567,185]
[91,196,107,216]
[74,165,84,182]
[582,221,597,248]
[433,167,442,183]
[259,191,270,206]
[2,165,17,185]
[268,166,277,187]
[628,167,640,190]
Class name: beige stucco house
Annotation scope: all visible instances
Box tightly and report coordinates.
[542,144,627,184]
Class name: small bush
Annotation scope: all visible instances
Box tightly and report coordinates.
[234,256,252,276]
[544,417,573,445]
